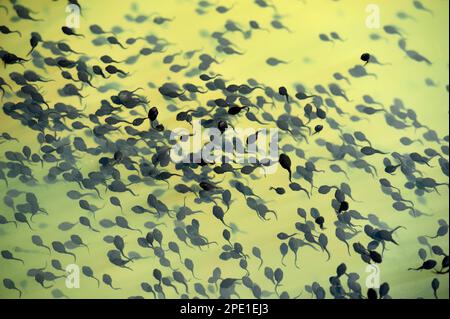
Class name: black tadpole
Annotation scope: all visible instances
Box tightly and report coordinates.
[27,34,41,56]
[148,107,159,121]
[217,121,228,134]
[278,86,289,102]
[1,52,29,67]
[361,53,371,66]
[315,216,325,229]
[61,26,84,38]
[338,201,349,213]
[279,154,292,182]
[0,25,21,37]
[313,125,324,135]
[199,182,220,192]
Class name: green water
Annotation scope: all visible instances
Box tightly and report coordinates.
[0,0,448,299]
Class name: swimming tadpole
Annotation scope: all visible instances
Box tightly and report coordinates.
[51,241,77,261]
[361,53,370,66]
[13,4,43,22]
[313,125,324,135]
[0,25,21,37]
[278,86,289,102]
[1,51,30,67]
[61,26,84,38]
[279,154,292,182]
[3,278,22,297]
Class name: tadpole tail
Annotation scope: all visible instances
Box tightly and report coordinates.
[30,17,45,22]
[83,244,90,253]
[93,187,103,199]
[89,226,100,233]
[343,240,351,256]
[14,258,25,265]
[433,269,449,275]
[42,283,53,289]
[131,227,143,235]
[281,256,287,267]
[0,87,5,101]
[126,188,138,197]
[190,270,200,280]
[26,221,34,231]
[257,257,263,270]
[324,248,331,261]
[294,253,300,269]
[94,277,100,287]
[169,284,179,295]
[299,186,310,199]
[268,210,278,220]
[206,241,218,247]
[67,251,77,262]
[122,265,133,271]
[391,225,406,234]
[220,219,231,229]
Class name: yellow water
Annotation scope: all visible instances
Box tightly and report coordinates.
[0,0,448,299]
